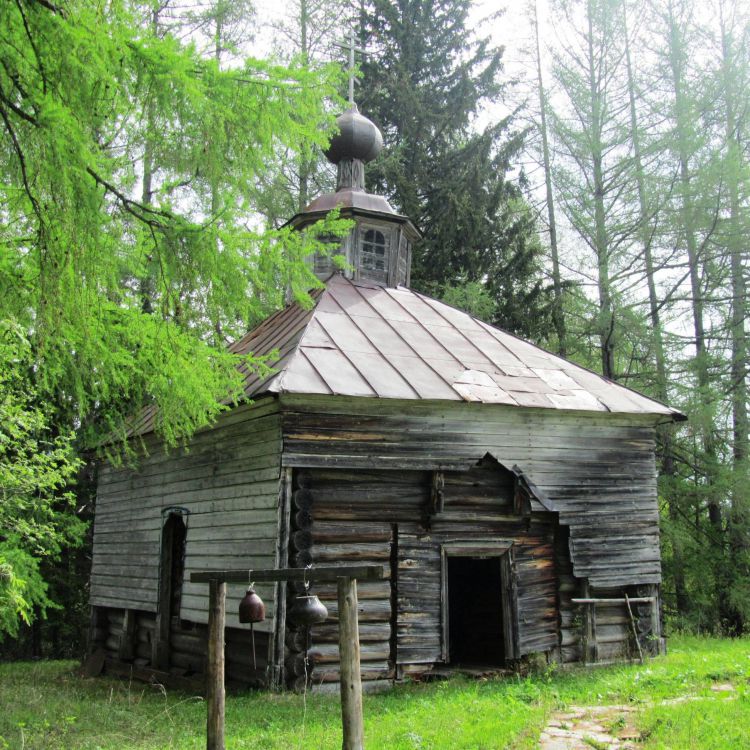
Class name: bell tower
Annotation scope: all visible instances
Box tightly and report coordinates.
[286,38,420,287]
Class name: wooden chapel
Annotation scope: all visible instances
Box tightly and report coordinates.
[88,101,684,691]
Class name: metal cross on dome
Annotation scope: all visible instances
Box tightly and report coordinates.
[334,27,365,106]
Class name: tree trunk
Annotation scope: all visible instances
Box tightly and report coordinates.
[719,1,749,633]
[586,0,615,379]
[623,1,686,613]
[138,5,159,315]
[533,0,567,357]
[667,6,720,529]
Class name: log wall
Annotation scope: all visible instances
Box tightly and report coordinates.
[279,395,662,589]
[91,607,269,687]
[289,458,560,684]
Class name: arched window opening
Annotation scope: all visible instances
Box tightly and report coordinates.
[160,510,188,623]
[361,228,388,272]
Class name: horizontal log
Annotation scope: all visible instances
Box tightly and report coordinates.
[294,509,313,530]
[285,652,308,677]
[310,664,393,684]
[571,597,655,604]
[312,622,391,642]
[311,522,393,544]
[308,643,390,664]
[293,489,314,511]
[292,530,313,551]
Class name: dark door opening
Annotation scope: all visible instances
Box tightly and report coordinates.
[158,511,187,631]
[447,556,505,665]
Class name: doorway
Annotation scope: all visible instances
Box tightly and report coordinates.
[153,510,188,668]
[446,555,507,666]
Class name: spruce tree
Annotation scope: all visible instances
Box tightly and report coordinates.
[357,0,551,338]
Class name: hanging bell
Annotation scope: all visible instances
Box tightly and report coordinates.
[289,594,328,626]
[239,586,265,624]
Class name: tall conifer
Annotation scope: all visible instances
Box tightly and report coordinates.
[357,0,550,338]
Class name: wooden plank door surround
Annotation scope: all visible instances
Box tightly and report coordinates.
[440,542,519,665]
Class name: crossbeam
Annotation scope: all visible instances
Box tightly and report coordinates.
[190,564,384,584]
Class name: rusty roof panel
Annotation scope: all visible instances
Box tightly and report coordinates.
[126,273,683,437]
[257,275,680,417]
[301,346,377,397]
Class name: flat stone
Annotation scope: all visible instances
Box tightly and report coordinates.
[545,727,579,738]
[618,730,642,740]
[711,682,735,692]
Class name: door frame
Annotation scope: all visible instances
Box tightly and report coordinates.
[440,540,519,663]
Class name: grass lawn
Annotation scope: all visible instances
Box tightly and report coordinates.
[0,634,748,749]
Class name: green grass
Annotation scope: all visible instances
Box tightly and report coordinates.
[0,635,748,749]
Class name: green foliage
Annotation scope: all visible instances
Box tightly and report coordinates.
[0,0,352,639]
[0,0,350,449]
[0,322,84,638]
[358,0,552,338]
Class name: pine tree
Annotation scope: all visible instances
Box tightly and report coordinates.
[357,0,551,337]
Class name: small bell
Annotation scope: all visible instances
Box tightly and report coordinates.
[289,594,328,626]
[239,586,265,671]
[239,587,265,624]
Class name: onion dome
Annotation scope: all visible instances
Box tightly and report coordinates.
[324,105,383,164]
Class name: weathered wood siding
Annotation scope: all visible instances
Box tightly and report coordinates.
[291,459,559,681]
[287,468,402,686]
[280,395,662,589]
[91,396,283,631]
[92,608,270,687]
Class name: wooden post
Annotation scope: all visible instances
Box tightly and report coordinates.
[624,593,644,664]
[649,584,664,654]
[118,608,136,661]
[581,581,598,664]
[207,579,226,750]
[338,576,364,750]
[190,566,383,750]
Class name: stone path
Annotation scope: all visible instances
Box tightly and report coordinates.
[539,704,641,749]
[539,683,737,749]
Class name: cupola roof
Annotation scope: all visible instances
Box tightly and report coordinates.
[324,105,384,164]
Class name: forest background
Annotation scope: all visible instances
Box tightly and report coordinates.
[0,0,748,659]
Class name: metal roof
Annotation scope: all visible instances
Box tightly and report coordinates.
[231,273,683,420]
